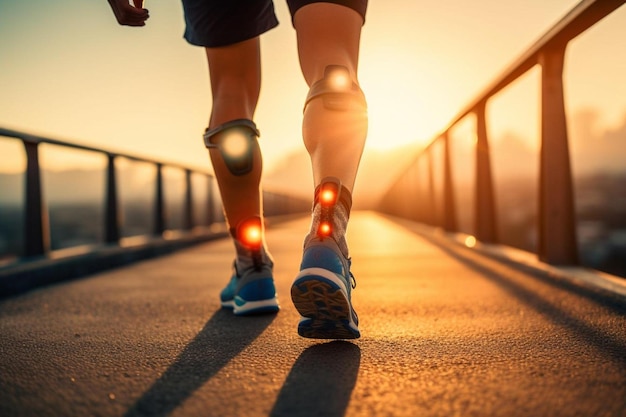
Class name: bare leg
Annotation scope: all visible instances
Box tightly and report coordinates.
[205,37,278,316]
[294,3,368,257]
[205,37,264,230]
[294,3,368,193]
[289,3,366,339]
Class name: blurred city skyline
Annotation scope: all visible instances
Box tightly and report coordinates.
[2,101,624,204]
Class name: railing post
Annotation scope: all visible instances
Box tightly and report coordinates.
[442,132,457,232]
[427,149,436,226]
[416,156,427,223]
[408,161,416,221]
[154,163,165,236]
[23,141,48,256]
[264,191,274,217]
[412,159,421,223]
[206,175,215,226]
[474,102,498,243]
[105,154,120,244]
[538,46,578,264]
[184,169,193,231]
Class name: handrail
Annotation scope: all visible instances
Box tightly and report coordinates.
[431,0,625,146]
[0,126,211,171]
[378,0,625,266]
[0,127,309,260]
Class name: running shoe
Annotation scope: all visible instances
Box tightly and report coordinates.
[220,261,279,315]
[291,236,360,339]
[220,216,279,316]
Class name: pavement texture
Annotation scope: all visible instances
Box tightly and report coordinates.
[0,211,625,417]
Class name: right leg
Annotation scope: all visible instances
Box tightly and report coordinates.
[294,2,368,193]
[294,2,368,259]
[288,1,368,339]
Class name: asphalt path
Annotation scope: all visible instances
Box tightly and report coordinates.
[1,212,625,417]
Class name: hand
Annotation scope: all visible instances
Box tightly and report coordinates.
[107,0,149,27]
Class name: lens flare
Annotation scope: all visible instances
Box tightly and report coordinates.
[465,235,477,248]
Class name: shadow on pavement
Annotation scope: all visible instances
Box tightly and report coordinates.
[270,341,361,417]
[430,238,626,368]
[124,308,275,417]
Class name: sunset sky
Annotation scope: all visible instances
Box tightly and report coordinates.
[1,0,624,177]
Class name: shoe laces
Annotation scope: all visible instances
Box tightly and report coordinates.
[346,257,356,289]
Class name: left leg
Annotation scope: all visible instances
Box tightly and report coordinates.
[204,38,279,316]
[181,0,280,315]
[205,38,264,231]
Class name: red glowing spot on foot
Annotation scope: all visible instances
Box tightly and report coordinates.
[318,222,332,237]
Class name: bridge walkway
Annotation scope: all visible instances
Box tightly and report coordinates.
[1,212,625,417]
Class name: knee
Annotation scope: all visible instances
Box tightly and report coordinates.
[203,119,260,176]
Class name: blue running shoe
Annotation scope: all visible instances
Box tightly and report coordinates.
[220,216,279,316]
[220,261,279,316]
[291,236,360,339]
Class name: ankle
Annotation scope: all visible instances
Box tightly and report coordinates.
[231,216,273,270]
[306,177,352,258]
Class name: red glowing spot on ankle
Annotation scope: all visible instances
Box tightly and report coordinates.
[320,189,336,205]
[238,218,263,249]
[243,225,261,246]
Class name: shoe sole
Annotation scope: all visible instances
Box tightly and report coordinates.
[291,267,360,339]
[222,297,279,316]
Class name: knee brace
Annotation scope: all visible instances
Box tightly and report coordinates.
[203,118,259,176]
[304,65,367,112]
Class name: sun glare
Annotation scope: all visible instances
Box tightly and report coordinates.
[363,91,433,151]
[360,59,450,151]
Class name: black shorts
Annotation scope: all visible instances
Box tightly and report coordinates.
[182,0,368,48]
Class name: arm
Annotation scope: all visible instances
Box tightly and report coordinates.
[107,0,149,27]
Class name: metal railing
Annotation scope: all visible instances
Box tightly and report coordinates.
[378,0,625,265]
[0,127,309,260]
